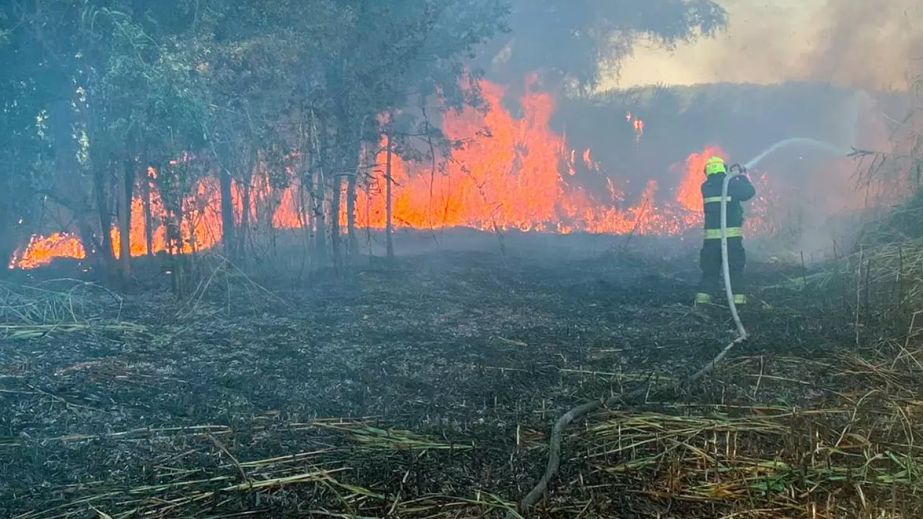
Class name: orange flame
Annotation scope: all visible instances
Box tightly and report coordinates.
[9,233,85,269]
[355,79,707,234]
[626,112,645,142]
[676,146,727,212]
[9,79,773,270]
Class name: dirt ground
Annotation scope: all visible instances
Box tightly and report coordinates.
[1,246,919,518]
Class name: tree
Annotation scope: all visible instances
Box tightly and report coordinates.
[201,1,343,261]
[0,1,96,270]
[480,0,727,89]
[0,42,54,269]
[0,0,511,281]
[313,0,508,265]
[1,1,212,285]
[67,2,211,286]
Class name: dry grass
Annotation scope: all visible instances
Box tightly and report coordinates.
[10,419,515,519]
[0,280,142,340]
[567,334,923,518]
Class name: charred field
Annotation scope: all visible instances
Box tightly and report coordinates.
[1,241,922,518]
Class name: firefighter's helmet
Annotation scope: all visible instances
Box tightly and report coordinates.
[705,156,727,176]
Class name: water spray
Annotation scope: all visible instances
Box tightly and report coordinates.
[743,137,852,170]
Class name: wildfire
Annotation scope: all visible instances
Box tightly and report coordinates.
[355,80,710,234]
[9,79,772,270]
[9,233,85,269]
[108,174,224,259]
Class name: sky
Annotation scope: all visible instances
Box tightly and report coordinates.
[606,0,922,91]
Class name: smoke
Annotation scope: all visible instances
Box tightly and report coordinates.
[614,0,923,91]
[805,0,922,90]
[479,0,727,89]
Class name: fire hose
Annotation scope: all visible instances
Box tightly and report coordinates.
[518,166,752,514]
[721,163,748,340]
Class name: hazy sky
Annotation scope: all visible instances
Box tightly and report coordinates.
[607,0,922,91]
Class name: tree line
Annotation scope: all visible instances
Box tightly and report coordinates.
[0,0,726,291]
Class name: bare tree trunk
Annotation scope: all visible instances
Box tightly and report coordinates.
[298,175,312,238]
[310,114,327,264]
[168,218,186,298]
[330,174,342,268]
[344,118,367,262]
[141,166,154,256]
[313,167,327,262]
[117,157,135,283]
[0,231,15,273]
[297,172,313,278]
[238,179,251,261]
[75,220,101,269]
[93,167,117,280]
[0,169,18,271]
[50,97,102,269]
[219,168,236,258]
[235,153,255,261]
[346,172,358,260]
[385,132,394,260]
[167,207,186,298]
[0,227,14,273]
[158,167,186,298]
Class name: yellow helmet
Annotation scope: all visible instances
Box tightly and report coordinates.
[705,156,726,176]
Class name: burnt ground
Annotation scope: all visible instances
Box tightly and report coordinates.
[1,248,921,518]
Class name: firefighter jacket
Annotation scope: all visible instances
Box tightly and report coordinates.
[701,174,756,240]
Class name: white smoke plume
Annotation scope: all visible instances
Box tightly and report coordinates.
[612,0,923,91]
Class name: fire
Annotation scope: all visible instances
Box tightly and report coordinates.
[108,174,223,259]
[676,146,727,212]
[9,233,85,269]
[582,149,600,171]
[9,78,773,270]
[626,112,645,142]
[355,80,708,234]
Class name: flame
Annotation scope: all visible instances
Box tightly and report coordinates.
[676,146,727,212]
[626,112,645,142]
[108,174,223,259]
[9,79,774,270]
[9,233,85,269]
[582,149,600,171]
[355,79,705,234]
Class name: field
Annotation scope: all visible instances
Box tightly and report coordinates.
[2,241,922,518]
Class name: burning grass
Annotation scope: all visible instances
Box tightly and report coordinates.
[2,248,922,517]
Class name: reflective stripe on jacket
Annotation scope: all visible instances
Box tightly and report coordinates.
[701,174,755,240]
[705,227,743,239]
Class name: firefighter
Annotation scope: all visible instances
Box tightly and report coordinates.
[694,156,756,306]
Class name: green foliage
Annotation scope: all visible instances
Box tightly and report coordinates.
[0,0,731,269]
[482,0,726,87]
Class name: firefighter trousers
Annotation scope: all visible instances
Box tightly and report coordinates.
[697,238,746,302]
